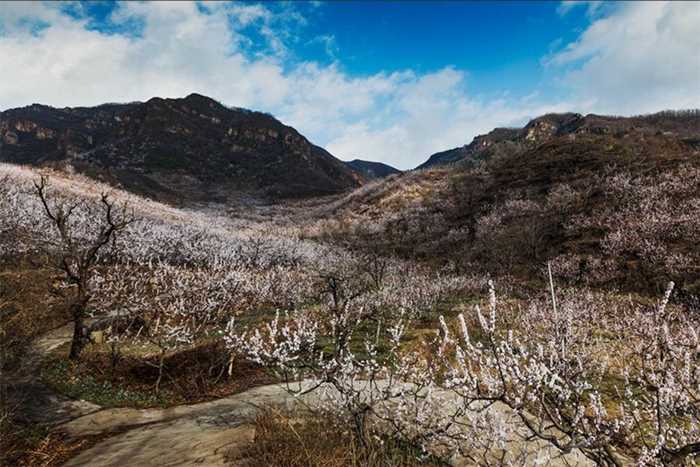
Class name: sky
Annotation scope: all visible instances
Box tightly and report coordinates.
[0,1,698,169]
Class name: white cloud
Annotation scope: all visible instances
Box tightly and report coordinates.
[557,1,606,19]
[218,3,271,27]
[326,70,573,169]
[548,1,700,115]
[0,1,697,170]
[307,34,339,60]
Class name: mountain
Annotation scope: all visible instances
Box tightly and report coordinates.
[321,110,700,296]
[0,94,362,203]
[416,110,700,169]
[346,159,401,180]
[415,127,522,170]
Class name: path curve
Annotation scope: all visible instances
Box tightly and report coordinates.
[8,323,101,426]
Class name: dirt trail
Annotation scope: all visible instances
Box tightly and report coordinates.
[7,323,101,426]
[62,384,300,466]
[15,324,596,467]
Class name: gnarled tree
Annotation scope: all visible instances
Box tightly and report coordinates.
[34,176,133,359]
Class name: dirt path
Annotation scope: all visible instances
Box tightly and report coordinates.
[7,323,101,426]
[16,324,597,467]
[61,384,300,466]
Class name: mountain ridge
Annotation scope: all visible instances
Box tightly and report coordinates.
[0,93,363,203]
[416,110,700,170]
[346,159,402,180]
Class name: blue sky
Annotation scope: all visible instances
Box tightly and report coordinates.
[300,2,580,94]
[1,1,698,168]
[59,1,585,99]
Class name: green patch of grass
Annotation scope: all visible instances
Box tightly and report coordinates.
[232,305,281,328]
[42,358,170,408]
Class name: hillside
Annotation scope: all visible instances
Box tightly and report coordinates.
[346,159,402,180]
[312,110,700,297]
[0,94,362,203]
[3,111,700,466]
[416,110,700,169]
[416,127,522,169]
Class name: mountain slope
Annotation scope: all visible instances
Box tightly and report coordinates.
[0,94,362,203]
[346,159,401,180]
[315,110,700,296]
[416,110,700,169]
[415,127,522,170]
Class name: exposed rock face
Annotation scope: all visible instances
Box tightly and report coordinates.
[522,113,583,143]
[416,127,522,169]
[0,94,362,203]
[3,131,18,145]
[416,110,700,169]
[346,159,402,180]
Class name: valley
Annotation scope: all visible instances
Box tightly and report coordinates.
[1,99,699,466]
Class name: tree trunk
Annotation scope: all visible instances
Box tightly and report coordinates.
[68,301,90,360]
[110,339,120,382]
[353,409,369,448]
[155,351,166,395]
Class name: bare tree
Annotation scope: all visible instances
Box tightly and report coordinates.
[33,176,133,360]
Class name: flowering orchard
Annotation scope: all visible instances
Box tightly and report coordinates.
[229,277,700,465]
[0,163,469,373]
[2,162,699,464]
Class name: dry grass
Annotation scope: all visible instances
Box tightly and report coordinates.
[4,428,122,467]
[1,261,72,466]
[1,262,70,364]
[10,432,89,467]
[229,407,441,467]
